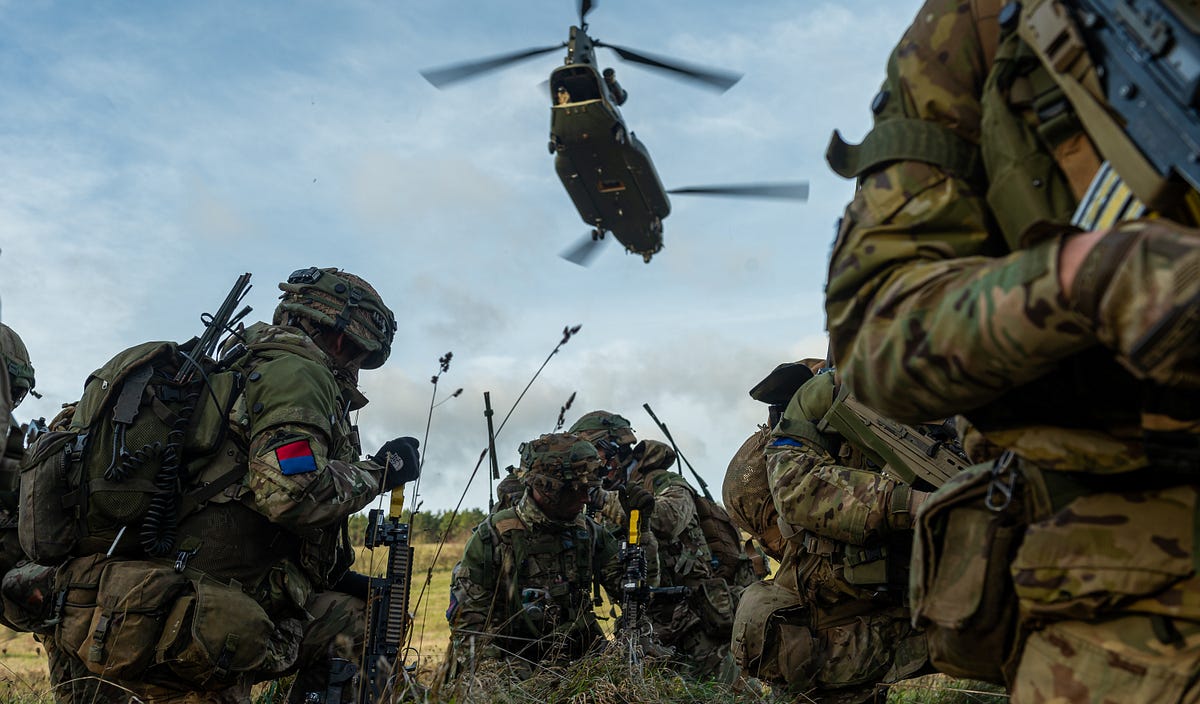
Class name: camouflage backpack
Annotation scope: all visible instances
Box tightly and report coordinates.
[20,340,246,565]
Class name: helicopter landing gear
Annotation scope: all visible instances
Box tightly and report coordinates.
[612,125,627,145]
[591,228,605,241]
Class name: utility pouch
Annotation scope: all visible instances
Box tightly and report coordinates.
[731,580,816,688]
[842,545,889,586]
[55,554,108,663]
[18,431,85,565]
[156,577,273,690]
[910,454,1049,684]
[696,576,735,634]
[75,559,188,680]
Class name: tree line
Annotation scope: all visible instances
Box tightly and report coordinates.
[347,508,489,546]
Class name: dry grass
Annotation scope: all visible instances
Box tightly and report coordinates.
[0,545,1013,703]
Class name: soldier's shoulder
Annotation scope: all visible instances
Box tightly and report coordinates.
[488,508,525,538]
[244,323,330,365]
[643,469,693,495]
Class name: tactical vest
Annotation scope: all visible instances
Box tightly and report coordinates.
[474,507,605,655]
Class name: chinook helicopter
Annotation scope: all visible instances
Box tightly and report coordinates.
[421,1,809,265]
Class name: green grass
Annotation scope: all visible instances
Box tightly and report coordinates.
[884,674,1008,703]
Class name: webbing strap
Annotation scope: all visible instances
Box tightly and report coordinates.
[826,119,982,182]
[111,365,153,426]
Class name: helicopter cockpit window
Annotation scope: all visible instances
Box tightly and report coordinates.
[550,69,601,105]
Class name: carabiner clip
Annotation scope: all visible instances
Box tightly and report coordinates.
[984,450,1017,512]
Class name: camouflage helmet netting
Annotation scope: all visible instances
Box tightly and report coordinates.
[723,427,784,560]
[568,410,637,446]
[274,267,397,369]
[0,324,35,400]
[519,432,600,496]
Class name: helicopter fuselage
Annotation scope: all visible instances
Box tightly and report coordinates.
[548,30,671,262]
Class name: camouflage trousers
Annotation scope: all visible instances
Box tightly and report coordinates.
[648,597,738,683]
[1012,614,1200,704]
[1006,484,1200,703]
[286,591,365,704]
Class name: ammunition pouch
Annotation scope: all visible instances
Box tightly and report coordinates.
[910,454,1050,685]
[55,556,274,689]
[842,545,889,586]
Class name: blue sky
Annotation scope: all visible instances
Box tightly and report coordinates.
[1,0,924,513]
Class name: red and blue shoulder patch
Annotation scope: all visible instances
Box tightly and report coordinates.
[276,439,318,475]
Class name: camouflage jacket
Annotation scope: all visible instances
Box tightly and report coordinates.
[824,0,1200,624]
[768,375,916,606]
[824,0,1163,473]
[172,323,384,602]
[633,440,715,588]
[447,491,622,668]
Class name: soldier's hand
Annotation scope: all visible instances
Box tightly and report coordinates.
[373,436,420,488]
[619,484,655,518]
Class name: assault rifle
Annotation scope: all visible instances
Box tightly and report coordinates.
[358,462,421,703]
[825,388,970,489]
[616,509,689,666]
[138,273,253,558]
[1022,0,1200,206]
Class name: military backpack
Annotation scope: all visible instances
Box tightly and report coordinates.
[642,470,749,584]
[19,340,246,565]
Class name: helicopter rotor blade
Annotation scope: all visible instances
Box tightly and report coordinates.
[421,43,567,88]
[668,182,810,200]
[596,42,741,92]
[577,0,596,26]
[560,231,608,267]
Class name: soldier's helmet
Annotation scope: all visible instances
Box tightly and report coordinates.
[519,432,601,497]
[723,429,784,560]
[273,267,397,369]
[568,410,637,447]
[0,324,35,408]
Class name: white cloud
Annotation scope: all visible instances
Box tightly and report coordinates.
[2,0,927,513]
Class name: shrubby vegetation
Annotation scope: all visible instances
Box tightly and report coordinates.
[348,508,488,547]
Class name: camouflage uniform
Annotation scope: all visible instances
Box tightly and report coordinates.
[731,370,928,703]
[629,440,739,684]
[568,411,662,590]
[46,268,400,704]
[825,1,1200,701]
[446,433,622,679]
[0,324,34,630]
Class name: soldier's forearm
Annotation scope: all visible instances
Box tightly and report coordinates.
[829,231,1095,423]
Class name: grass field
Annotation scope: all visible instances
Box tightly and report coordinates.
[0,541,1009,702]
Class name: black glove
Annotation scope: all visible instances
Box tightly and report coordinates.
[373,436,420,489]
[619,484,655,517]
[332,570,371,600]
